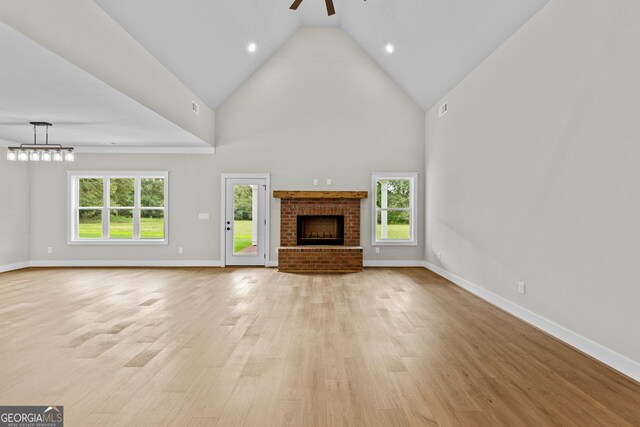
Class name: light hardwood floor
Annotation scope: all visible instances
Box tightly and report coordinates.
[0,267,639,426]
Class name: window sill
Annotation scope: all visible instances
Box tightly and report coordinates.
[68,240,168,246]
[373,240,418,247]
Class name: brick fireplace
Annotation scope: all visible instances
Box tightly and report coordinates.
[274,191,368,273]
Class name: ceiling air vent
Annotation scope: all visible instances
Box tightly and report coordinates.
[439,102,449,117]
[192,101,200,116]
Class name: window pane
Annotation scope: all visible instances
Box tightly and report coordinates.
[376,210,411,240]
[79,178,103,207]
[79,209,102,239]
[141,178,165,207]
[110,178,135,207]
[141,210,164,239]
[376,179,411,209]
[110,209,133,239]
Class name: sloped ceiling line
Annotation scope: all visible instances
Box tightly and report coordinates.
[94,1,551,111]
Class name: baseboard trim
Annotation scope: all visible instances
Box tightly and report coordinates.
[0,261,31,273]
[4,259,428,270]
[18,260,223,269]
[424,262,640,382]
[364,260,428,267]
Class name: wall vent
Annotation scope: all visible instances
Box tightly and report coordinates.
[439,102,448,117]
[192,101,200,116]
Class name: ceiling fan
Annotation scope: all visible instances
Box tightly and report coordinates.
[290,0,365,17]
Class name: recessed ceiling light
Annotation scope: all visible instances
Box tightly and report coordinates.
[385,43,395,54]
[247,43,257,53]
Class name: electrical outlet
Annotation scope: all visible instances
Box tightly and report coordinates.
[437,251,442,261]
[518,281,526,294]
[375,247,380,254]
[326,178,332,186]
[198,213,210,220]
[47,247,53,254]
[178,247,184,254]
[313,179,318,186]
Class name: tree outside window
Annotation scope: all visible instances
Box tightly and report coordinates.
[373,173,417,245]
[71,172,168,244]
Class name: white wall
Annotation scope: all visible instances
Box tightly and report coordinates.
[29,154,218,263]
[0,156,30,269]
[26,28,424,265]
[426,0,640,367]
[216,28,425,262]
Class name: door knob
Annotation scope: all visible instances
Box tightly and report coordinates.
[226,227,231,231]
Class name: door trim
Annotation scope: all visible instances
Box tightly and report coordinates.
[220,173,271,267]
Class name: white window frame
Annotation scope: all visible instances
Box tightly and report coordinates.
[371,172,418,246]
[68,171,169,245]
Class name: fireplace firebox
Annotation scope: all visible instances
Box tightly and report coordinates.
[297,215,344,246]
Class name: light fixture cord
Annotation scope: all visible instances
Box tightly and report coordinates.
[33,124,37,145]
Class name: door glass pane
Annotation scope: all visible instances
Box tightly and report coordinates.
[376,210,411,240]
[79,178,103,207]
[141,178,165,207]
[141,209,164,239]
[233,184,257,255]
[110,178,135,207]
[110,209,133,239]
[79,209,102,239]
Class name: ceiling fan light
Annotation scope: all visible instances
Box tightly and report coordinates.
[30,150,41,162]
[53,151,63,162]
[64,150,75,162]
[41,151,52,162]
[7,149,17,161]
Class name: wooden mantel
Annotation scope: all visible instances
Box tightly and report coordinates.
[273,190,368,199]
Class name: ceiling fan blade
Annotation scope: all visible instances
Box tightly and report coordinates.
[290,0,303,10]
[325,0,336,16]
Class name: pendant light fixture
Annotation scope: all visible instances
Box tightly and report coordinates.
[6,122,75,163]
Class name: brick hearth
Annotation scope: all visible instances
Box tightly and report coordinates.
[278,247,363,273]
[274,191,368,273]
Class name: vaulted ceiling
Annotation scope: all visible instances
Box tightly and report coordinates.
[0,21,208,149]
[95,0,549,111]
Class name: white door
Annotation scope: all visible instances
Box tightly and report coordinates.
[224,178,267,265]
